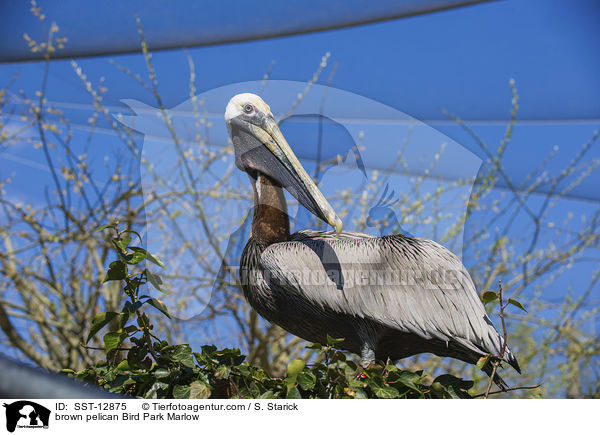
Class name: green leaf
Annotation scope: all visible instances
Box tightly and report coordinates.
[110,376,136,394]
[123,300,143,313]
[348,378,366,389]
[354,388,368,399]
[143,381,169,399]
[153,368,170,378]
[201,344,217,354]
[236,365,251,377]
[259,391,277,399]
[172,385,191,399]
[95,224,115,233]
[476,355,490,370]
[171,345,195,368]
[103,261,126,283]
[116,360,130,371]
[392,370,422,390]
[330,350,347,363]
[146,270,169,293]
[432,374,474,399]
[189,381,211,399]
[136,313,149,327]
[121,229,143,243]
[297,372,316,390]
[286,359,306,386]
[140,357,152,371]
[125,251,146,265]
[131,247,167,270]
[371,384,399,399]
[103,331,125,352]
[326,335,345,346]
[286,386,302,399]
[507,298,527,312]
[113,236,132,251]
[86,311,119,343]
[215,365,231,379]
[434,374,474,390]
[123,325,138,334]
[429,381,450,399]
[122,377,136,387]
[482,291,499,305]
[118,311,130,329]
[127,346,147,367]
[145,297,171,319]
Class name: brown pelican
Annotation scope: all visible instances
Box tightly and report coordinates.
[225,93,520,388]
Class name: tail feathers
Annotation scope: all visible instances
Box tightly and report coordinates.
[505,349,521,374]
[495,334,521,374]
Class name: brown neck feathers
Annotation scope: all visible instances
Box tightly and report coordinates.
[251,174,290,244]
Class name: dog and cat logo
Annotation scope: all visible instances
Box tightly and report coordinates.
[2,401,50,432]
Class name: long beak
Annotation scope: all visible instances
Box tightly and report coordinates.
[249,116,343,234]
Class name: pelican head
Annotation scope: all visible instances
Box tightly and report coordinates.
[225,93,342,234]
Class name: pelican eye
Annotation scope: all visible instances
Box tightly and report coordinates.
[243,104,254,114]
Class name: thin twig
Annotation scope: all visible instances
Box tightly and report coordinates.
[80,343,132,352]
[473,384,541,398]
[484,280,507,399]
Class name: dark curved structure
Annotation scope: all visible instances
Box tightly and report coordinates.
[0,1,493,63]
[0,355,120,399]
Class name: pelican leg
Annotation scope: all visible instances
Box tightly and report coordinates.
[360,342,375,368]
[356,344,379,380]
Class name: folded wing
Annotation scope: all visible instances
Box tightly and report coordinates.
[260,230,517,366]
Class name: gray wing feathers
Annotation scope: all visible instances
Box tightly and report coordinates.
[261,231,509,360]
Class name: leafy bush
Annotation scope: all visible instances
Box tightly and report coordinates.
[62,223,499,399]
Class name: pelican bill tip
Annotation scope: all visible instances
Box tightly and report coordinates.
[333,216,343,235]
